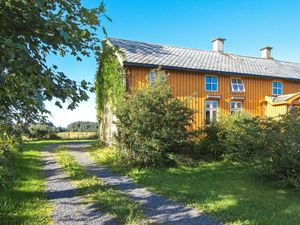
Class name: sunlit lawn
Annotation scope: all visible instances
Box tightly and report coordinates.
[0,140,94,225]
[90,147,300,225]
[0,141,53,225]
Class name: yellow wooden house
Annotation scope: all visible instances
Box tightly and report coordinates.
[101,37,300,141]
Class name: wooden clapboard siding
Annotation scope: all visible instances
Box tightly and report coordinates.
[126,66,300,128]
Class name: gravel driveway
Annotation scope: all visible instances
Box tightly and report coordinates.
[42,144,120,225]
[67,143,220,225]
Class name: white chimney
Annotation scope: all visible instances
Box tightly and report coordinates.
[212,38,226,52]
[260,46,273,59]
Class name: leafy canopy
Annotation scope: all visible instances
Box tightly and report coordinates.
[0,0,110,125]
[115,70,194,167]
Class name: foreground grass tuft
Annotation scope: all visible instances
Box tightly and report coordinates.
[55,146,148,225]
[88,145,300,225]
[0,141,53,225]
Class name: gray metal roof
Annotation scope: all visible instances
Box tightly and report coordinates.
[109,38,300,81]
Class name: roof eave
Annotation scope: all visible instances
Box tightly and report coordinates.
[123,61,300,82]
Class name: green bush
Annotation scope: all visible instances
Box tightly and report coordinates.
[259,112,300,188]
[190,123,224,161]
[218,113,263,161]
[27,123,60,140]
[194,113,263,161]
[114,70,194,167]
[197,111,300,188]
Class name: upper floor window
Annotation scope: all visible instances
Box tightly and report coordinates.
[230,101,243,114]
[149,72,156,83]
[205,75,218,91]
[272,81,282,95]
[231,78,245,92]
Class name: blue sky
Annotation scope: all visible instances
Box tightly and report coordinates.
[46,0,300,127]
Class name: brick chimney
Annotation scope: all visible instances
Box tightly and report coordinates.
[212,38,226,52]
[260,46,273,59]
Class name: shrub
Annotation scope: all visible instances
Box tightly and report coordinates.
[218,113,263,161]
[194,113,263,161]
[27,123,59,140]
[114,70,194,167]
[190,123,224,161]
[259,112,300,188]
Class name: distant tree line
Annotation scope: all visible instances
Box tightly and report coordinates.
[67,121,98,132]
[26,121,97,139]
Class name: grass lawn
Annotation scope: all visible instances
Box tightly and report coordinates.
[55,146,149,225]
[0,141,53,225]
[0,140,94,225]
[89,146,300,225]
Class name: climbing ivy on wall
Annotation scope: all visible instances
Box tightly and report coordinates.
[95,40,125,125]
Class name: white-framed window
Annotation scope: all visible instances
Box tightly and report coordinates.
[231,78,245,92]
[272,81,282,95]
[205,100,218,124]
[205,75,218,91]
[230,101,243,114]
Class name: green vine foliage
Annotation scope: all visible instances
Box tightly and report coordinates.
[95,40,125,127]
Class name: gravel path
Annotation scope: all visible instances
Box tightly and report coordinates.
[67,143,220,225]
[42,144,120,225]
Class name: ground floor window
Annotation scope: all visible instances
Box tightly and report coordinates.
[205,100,218,124]
[230,101,243,114]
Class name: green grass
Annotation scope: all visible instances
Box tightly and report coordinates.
[0,140,95,225]
[0,141,54,225]
[89,146,300,225]
[55,146,149,225]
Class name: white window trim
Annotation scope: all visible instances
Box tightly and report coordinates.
[205,75,219,92]
[205,100,219,123]
[272,81,283,95]
[230,78,245,92]
[230,101,243,114]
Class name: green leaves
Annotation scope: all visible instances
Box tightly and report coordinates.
[0,0,110,130]
[114,70,194,167]
[95,41,125,123]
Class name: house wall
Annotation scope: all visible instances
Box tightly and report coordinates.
[126,66,300,128]
[265,103,287,117]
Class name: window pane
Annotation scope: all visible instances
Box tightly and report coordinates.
[273,88,277,95]
[233,84,239,91]
[212,101,218,108]
[205,76,211,83]
[278,88,282,95]
[212,111,217,122]
[205,111,210,124]
[212,84,218,91]
[230,102,235,109]
[205,101,211,108]
[237,79,243,84]
[278,82,282,88]
[273,82,277,88]
[238,84,244,91]
[232,79,237,84]
[237,102,242,108]
[206,84,211,91]
[212,77,218,84]
[149,72,155,82]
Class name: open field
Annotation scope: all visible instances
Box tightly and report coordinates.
[89,146,300,225]
[56,132,98,140]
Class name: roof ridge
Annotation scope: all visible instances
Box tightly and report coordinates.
[109,37,300,65]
